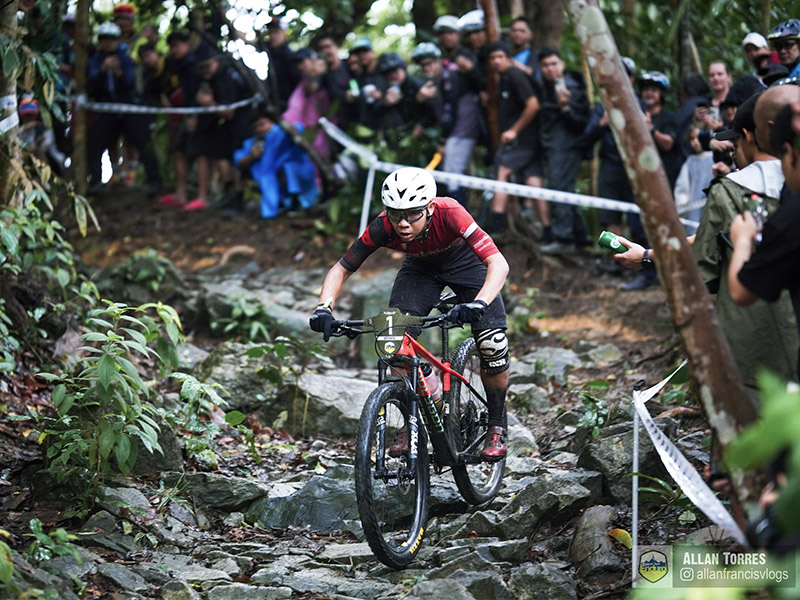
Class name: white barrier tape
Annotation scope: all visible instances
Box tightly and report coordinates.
[678,197,707,216]
[633,360,748,546]
[0,112,19,135]
[75,94,262,115]
[0,94,16,110]
[318,117,700,230]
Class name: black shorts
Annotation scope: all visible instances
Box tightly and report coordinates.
[495,141,544,180]
[388,244,507,330]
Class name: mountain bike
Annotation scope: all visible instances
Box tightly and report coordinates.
[328,293,505,568]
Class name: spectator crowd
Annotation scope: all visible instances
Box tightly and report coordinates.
[13,5,800,285]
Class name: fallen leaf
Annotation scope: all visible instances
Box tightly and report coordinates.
[607,528,632,549]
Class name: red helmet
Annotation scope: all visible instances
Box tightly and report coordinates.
[113,4,137,19]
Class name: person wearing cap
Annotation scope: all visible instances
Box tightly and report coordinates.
[742,32,773,80]
[617,92,798,398]
[185,44,254,211]
[348,36,385,135]
[112,4,137,50]
[86,21,161,194]
[508,17,538,79]
[260,16,301,113]
[534,47,591,255]
[376,52,429,141]
[767,19,800,79]
[412,42,482,207]
[482,42,542,237]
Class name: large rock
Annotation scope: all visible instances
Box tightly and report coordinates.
[132,410,184,475]
[201,279,311,339]
[569,505,626,583]
[576,418,675,503]
[406,579,476,600]
[246,467,361,534]
[163,472,270,510]
[268,372,376,438]
[508,563,577,600]
[510,347,583,386]
[459,469,602,539]
[191,342,281,410]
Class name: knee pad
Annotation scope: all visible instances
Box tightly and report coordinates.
[474,328,509,374]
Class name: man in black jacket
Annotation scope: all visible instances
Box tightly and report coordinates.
[536,47,591,253]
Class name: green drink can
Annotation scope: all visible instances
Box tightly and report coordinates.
[597,230,626,254]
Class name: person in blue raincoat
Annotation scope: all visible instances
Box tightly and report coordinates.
[234,113,318,218]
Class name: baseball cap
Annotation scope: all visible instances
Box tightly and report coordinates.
[742,32,768,48]
[351,36,372,52]
[266,16,288,30]
[293,48,317,61]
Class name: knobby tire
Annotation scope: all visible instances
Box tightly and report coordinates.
[354,383,430,569]
[449,337,505,505]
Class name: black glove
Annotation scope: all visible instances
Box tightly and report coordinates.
[448,300,487,325]
[309,308,334,341]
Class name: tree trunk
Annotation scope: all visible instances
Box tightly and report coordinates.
[73,0,90,196]
[527,0,564,49]
[0,0,20,206]
[563,0,764,517]
[678,0,694,82]
[762,0,771,38]
[481,0,502,152]
[412,0,437,40]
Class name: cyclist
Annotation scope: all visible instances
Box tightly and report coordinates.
[309,167,511,461]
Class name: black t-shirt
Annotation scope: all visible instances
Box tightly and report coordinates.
[651,109,684,187]
[498,66,539,146]
[738,186,800,377]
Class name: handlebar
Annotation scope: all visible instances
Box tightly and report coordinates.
[328,311,455,339]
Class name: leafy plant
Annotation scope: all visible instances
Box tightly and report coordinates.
[0,529,13,587]
[210,295,273,343]
[727,372,800,538]
[576,391,609,437]
[0,192,99,373]
[225,410,260,465]
[634,473,697,521]
[36,301,183,499]
[23,519,81,565]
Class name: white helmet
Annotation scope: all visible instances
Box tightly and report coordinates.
[381,167,437,210]
[97,22,121,38]
[458,9,485,33]
[433,15,459,33]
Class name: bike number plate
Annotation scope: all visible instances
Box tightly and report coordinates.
[370,308,418,358]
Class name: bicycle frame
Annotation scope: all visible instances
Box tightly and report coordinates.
[377,326,488,470]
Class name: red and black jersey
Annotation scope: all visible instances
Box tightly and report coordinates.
[339,197,499,272]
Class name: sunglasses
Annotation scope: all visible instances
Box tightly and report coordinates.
[774,41,798,51]
[386,207,427,224]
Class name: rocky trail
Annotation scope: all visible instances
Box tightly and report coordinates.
[0,188,719,599]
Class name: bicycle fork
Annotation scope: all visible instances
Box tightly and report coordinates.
[374,397,422,482]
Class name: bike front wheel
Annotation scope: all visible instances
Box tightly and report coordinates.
[449,337,505,505]
[354,383,430,569]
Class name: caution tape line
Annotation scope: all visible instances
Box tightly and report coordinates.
[0,112,19,135]
[74,94,262,115]
[633,361,748,546]
[0,94,16,110]
[319,117,700,229]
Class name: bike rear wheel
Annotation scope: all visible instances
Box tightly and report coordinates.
[449,338,505,505]
[354,383,430,569]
